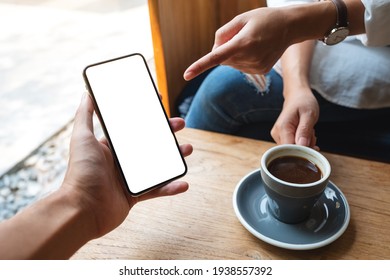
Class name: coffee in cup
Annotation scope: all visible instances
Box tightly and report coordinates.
[267,155,322,184]
[260,144,331,224]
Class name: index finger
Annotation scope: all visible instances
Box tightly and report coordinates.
[183,41,238,81]
[169,117,185,132]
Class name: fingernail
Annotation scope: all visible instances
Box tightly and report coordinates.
[184,71,192,80]
[81,92,87,101]
[297,137,310,146]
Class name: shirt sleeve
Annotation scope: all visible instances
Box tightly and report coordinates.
[358,0,390,46]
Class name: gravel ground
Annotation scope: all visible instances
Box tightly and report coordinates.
[0,122,72,220]
[0,118,103,221]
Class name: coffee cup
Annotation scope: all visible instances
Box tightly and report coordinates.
[260,144,331,224]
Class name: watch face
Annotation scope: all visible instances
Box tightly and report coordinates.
[324,27,349,45]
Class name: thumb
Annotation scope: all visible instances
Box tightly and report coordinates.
[213,17,245,50]
[74,92,95,133]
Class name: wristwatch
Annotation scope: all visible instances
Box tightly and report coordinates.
[322,0,349,45]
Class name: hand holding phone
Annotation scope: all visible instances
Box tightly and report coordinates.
[83,53,187,196]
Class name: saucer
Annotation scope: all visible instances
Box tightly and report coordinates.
[233,169,350,250]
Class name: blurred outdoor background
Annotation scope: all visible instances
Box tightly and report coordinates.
[0,0,154,219]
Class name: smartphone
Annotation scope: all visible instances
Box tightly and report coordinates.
[83,53,187,196]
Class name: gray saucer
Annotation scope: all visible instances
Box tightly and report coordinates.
[233,169,350,250]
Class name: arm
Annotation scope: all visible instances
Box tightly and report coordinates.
[270,40,320,149]
[0,94,193,259]
[184,0,366,80]
[0,188,94,259]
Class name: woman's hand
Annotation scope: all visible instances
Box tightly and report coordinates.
[271,87,320,150]
[184,7,291,80]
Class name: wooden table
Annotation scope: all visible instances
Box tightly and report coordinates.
[72,128,390,259]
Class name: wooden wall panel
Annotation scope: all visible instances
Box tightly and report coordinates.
[217,0,266,25]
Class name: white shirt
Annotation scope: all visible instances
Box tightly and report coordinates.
[268,0,390,109]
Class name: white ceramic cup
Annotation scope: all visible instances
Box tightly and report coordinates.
[260,144,331,224]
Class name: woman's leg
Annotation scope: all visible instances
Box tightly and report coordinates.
[185,65,390,145]
[315,90,390,121]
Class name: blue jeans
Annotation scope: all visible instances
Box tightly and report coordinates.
[185,65,390,141]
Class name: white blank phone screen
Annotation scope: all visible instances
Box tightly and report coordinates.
[84,54,186,195]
